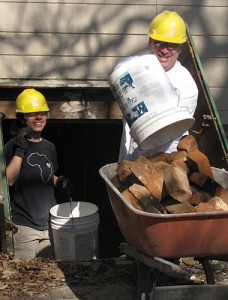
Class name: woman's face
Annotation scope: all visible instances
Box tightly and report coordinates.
[148,38,182,71]
[24,112,48,133]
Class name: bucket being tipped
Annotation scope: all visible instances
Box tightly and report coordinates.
[50,201,99,262]
[109,54,195,150]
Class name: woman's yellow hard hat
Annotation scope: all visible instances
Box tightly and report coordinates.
[16,89,49,113]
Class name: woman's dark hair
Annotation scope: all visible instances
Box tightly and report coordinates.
[9,113,26,137]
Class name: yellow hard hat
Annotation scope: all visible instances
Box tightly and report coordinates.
[147,11,187,44]
[16,89,49,113]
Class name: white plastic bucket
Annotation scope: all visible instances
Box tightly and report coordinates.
[50,201,99,262]
[109,54,195,150]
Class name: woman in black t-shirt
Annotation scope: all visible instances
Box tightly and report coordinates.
[4,89,71,260]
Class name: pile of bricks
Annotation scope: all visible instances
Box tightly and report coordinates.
[116,135,228,214]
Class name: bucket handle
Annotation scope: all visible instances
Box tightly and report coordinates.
[67,186,75,229]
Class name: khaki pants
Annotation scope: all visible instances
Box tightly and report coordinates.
[13,225,55,260]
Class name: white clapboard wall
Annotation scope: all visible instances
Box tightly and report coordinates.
[0,1,227,123]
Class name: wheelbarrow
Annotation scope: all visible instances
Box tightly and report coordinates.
[99,163,228,300]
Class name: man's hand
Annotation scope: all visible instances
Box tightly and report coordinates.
[15,127,33,158]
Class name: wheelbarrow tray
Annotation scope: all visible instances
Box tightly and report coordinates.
[99,163,228,258]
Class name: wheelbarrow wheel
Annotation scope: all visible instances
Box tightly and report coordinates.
[195,257,215,284]
[135,260,159,300]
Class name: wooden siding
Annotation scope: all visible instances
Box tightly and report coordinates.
[0,1,227,123]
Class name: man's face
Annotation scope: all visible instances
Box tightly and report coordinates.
[148,38,182,71]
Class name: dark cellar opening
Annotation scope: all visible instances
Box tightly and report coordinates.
[2,119,125,258]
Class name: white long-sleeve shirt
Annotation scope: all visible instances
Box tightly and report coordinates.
[118,59,198,162]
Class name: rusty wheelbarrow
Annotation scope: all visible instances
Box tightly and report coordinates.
[99,163,228,300]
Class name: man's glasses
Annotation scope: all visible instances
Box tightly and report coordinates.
[154,40,180,51]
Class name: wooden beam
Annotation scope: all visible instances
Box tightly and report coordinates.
[0,101,122,120]
[0,80,110,89]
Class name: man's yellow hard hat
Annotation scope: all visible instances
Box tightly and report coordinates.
[16,89,49,113]
[147,11,187,44]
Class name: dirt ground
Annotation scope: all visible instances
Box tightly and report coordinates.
[1,252,228,300]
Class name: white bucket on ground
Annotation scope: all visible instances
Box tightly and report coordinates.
[109,54,195,150]
[50,201,99,262]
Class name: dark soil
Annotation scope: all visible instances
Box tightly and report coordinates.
[1,252,228,300]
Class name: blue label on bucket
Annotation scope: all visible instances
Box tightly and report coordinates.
[127,96,137,104]
[126,101,148,126]
[120,73,136,91]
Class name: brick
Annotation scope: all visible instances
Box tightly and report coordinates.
[129,183,166,214]
[165,202,196,214]
[202,178,220,195]
[177,135,198,153]
[146,152,170,163]
[186,149,214,179]
[189,172,209,188]
[130,156,166,201]
[111,175,126,193]
[164,160,192,203]
[188,187,211,206]
[188,176,217,200]
[195,202,218,213]
[151,161,170,177]
[122,189,144,211]
[170,151,188,163]
[118,160,133,183]
[208,197,228,211]
[172,160,189,174]
[161,196,180,207]
[215,187,228,205]
[128,183,151,199]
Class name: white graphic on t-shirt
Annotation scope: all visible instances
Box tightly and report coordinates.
[27,152,53,183]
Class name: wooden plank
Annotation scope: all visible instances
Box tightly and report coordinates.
[0,100,122,120]
[2,0,156,4]
[157,0,228,6]
[0,33,148,57]
[156,6,228,35]
[217,112,228,126]
[1,32,226,59]
[191,36,227,58]
[0,3,226,36]
[3,0,227,6]
[0,79,110,88]
[0,56,120,80]
[211,88,228,109]
[210,87,228,125]
[201,58,227,88]
[0,56,226,89]
[0,3,155,34]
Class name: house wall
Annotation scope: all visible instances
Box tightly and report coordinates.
[0,0,227,123]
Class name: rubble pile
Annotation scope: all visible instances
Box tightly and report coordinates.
[0,252,136,299]
[115,135,228,214]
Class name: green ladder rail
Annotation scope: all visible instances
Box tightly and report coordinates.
[187,25,228,154]
[0,112,13,253]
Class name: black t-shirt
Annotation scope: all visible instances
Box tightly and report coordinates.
[4,137,58,230]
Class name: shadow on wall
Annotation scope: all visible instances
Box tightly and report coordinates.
[0,3,226,83]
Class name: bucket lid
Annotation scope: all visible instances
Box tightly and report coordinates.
[50,202,98,218]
